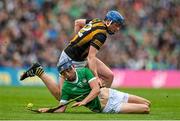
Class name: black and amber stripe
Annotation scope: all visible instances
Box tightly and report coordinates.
[35,68,44,77]
[64,19,108,61]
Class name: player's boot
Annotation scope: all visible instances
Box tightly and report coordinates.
[20,63,44,80]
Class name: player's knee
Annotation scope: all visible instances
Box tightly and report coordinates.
[144,99,151,107]
[105,72,114,88]
[107,71,114,82]
[142,105,150,114]
[147,100,151,107]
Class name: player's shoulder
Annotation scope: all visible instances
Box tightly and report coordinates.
[90,18,105,26]
[91,18,102,23]
[90,18,107,33]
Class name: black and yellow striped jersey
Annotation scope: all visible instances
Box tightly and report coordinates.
[64,18,108,61]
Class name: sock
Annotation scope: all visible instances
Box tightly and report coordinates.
[35,67,44,77]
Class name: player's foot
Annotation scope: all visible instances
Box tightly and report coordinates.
[20,63,44,81]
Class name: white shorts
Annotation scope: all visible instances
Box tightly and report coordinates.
[57,51,87,68]
[102,89,129,113]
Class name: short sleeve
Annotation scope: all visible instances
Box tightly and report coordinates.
[84,68,96,83]
[90,33,106,50]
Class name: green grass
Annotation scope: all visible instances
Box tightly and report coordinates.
[0,86,180,120]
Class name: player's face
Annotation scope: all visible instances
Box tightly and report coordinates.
[108,22,121,33]
[61,67,76,81]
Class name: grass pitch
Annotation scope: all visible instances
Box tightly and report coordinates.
[0,86,180,120]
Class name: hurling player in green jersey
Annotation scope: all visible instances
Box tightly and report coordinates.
[21,59,151,114]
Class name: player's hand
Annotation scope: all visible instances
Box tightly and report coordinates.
[38,108,50,113]
[71,101,86,107]
[97,77,105,88]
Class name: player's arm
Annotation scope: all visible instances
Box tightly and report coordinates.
[74,19,92,34]
[72,68,100,107]
[53,88,70,112]
[38,90,69,113]
[53,101,67,113]
[87,33,106,86]
[49,88,69,113]
[72,76,100,107]
[74,19,86,34]
[81,78,100,105]
[57,76,65,99]
[38,102,67,113]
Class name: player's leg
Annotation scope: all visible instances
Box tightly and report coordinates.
[120,103,150,114]
[20,63,61,101]
[128,94,151,107]
[102,88,150,114]
[96,58,114,88]
[118,92,150,113]
[39,74,63,100]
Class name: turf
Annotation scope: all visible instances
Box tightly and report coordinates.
[0,86,180,120]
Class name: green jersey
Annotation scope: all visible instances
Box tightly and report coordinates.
[61,68,101,112]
